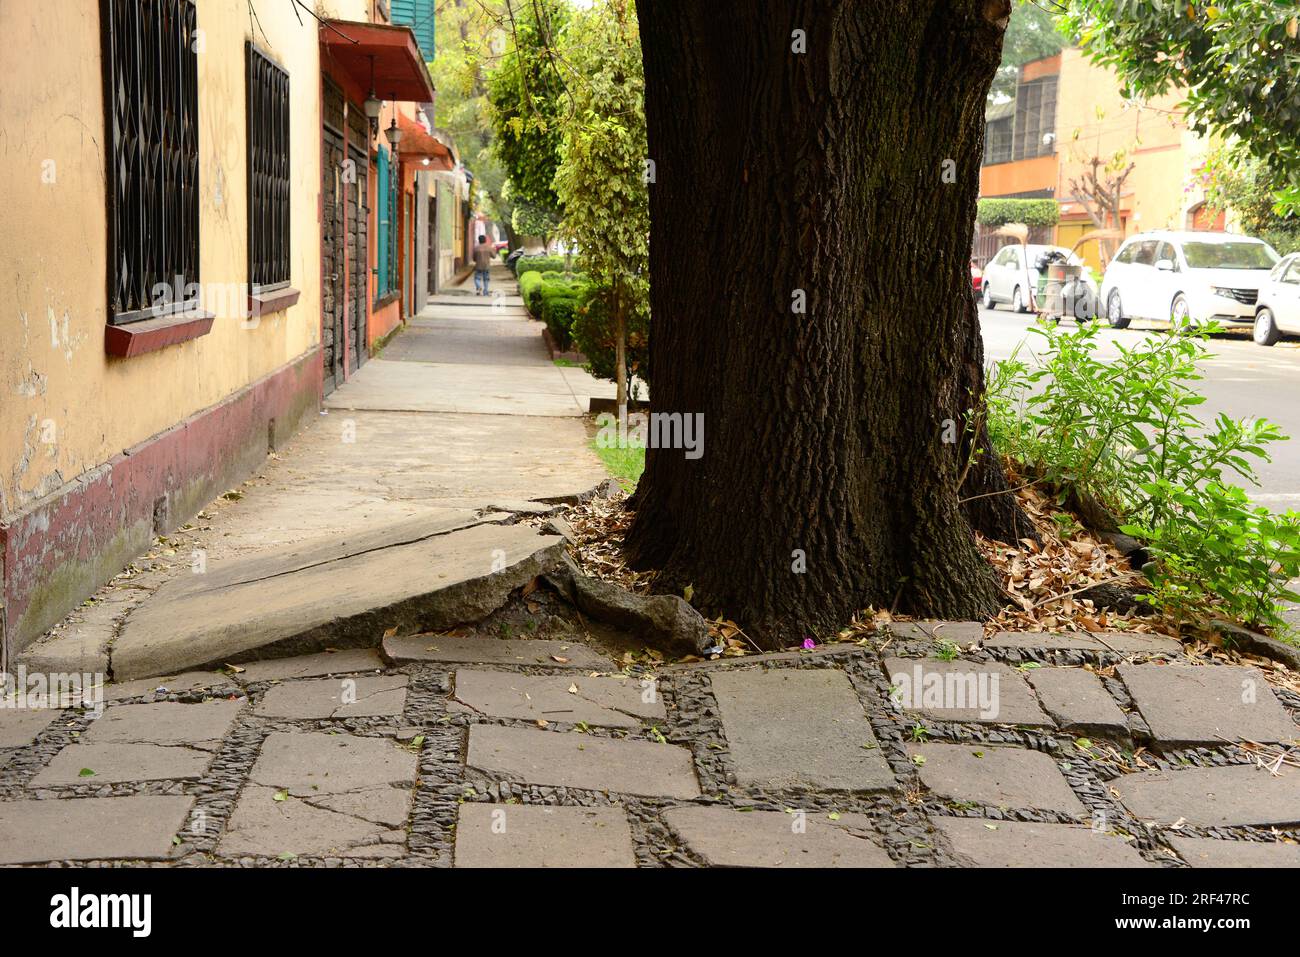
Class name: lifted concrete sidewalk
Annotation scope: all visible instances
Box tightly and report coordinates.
[20,267,608,681]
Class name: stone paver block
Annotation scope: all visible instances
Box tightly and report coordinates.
[1027,667,1128,734]
[0,708,64,748]
[908,744,1086,815]
[385,634,612,669]
[235,649,384,684]
[710,669,893,791]
[454,803,635,867]
[219,731,417,858]
[84,699,243,748]
[451,670,663,727]
[105,671,237,700]
[467,724,700,799]
[32,742,213,785]
[935,817,1149,867]
[887,621,985,644]
[1118,664,1298,746]
[664,806,895,867]
[1114,764,1300,827]
[884,658,1051,726]
[0,795,192,864]
[984,631,1183,656]
[1169,836,1300,868]
[254,675,408,719]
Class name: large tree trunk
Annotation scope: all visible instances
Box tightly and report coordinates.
[625,0,1027,648]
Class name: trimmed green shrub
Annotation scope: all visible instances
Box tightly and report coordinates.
[976,198,1060,228]
[540,294,579,350]
[570,282,649,385]
[512,254,582,277]
[517,270,546,313]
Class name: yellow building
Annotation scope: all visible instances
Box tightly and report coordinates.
[0,0,436,663]
[978,48,1220,273]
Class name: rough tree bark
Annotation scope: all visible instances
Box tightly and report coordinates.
[625,0,1032,648]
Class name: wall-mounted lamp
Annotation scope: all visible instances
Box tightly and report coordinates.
[363,56,381,137]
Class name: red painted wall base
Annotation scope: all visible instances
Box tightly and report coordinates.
[0,348,322,660]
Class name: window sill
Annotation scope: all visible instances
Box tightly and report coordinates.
[248,286,301,317]
[374,291,401,310]
[105,310,215,358]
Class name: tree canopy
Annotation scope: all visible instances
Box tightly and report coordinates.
[486,0,570,215]
[991,0,1066,101]
[1063,0,1300,209]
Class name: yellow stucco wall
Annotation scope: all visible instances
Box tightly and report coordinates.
[1054,47,1214,269]
[0,0,323,518]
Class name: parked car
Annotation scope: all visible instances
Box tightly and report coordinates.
[1099,230,1281,330]
[980,244,1089,313]
[970,259,983,294]
[1252,252,1300,346]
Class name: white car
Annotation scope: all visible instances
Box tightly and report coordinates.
[980,244,1088,313]
[1252,252,1300,346]
[1100,231,1280,329]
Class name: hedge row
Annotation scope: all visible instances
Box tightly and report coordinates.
[518,268,589,351]
[511,254,580,277]
[976,198,1060,228]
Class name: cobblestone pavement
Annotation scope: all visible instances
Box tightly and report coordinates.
[2,621,1297,867]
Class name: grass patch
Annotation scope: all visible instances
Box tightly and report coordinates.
[592,438,644,491]
[553,358,584,368]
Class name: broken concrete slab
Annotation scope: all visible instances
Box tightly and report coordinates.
[450,670,663,727]
[934,817,1149,867]
[1169,836,1300,868]
[883,658,1052,726]
[14,626,111,678]
[547,553,710,657]
[467,724,700,799]
[1118,663,1298,746]
[254,675,408,719]
[112,519,565,680]
[664,806,894,867]
[33,742,214,785]
[454,803,636,867]
[0,794,192,864]
[984,631,1183,656]
[218,731,417,859]
[385,634,612,669]
[233,648,384,684]
[1026,667,1129,735]
[710,669,894,792]
[0,708,64,748]
[907,744,1085,816]
[1113,764,1300,827]
[83,699,243,747]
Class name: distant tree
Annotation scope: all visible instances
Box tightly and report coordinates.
[989,0,1065,101]
[430,1,513,238]
[487,0,569,216]
[552,0,649,410]
[1064,0,1300,213]
[1204,147,1300,255]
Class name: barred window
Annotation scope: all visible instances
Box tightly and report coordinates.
[247,43,291,290]
[103,0,200,324]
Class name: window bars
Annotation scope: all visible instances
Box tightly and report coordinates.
[247,43,291,291]
[103,0,200,324]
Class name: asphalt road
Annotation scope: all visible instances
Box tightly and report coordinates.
[978,305,1300,514]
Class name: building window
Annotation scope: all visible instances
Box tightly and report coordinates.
[1012,75,1058,162]
[103,0,200,324]
[983,116,1013,165]
[246,43,291,290]
[376,144,399,301]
